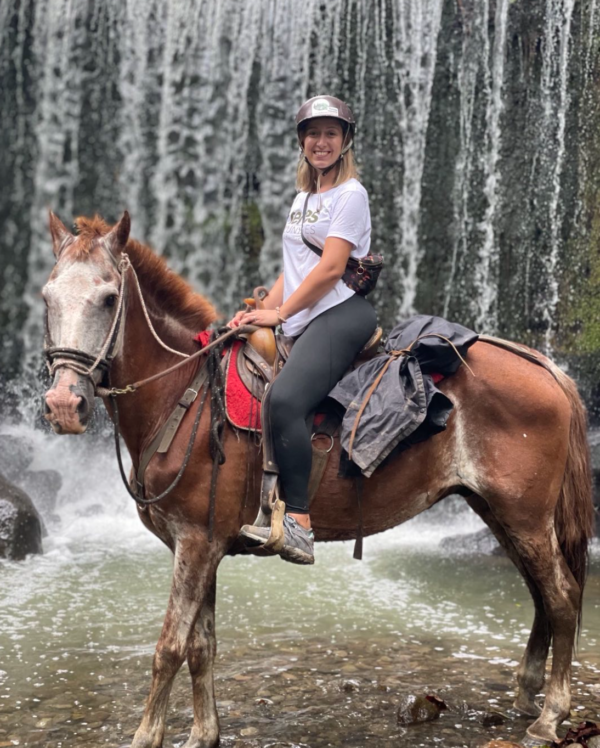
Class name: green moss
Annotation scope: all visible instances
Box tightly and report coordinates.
[240,200,264,261]
[571,211,600,353]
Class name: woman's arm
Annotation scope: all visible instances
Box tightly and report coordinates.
[240,237,352,326]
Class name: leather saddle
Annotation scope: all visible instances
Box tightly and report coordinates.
[237,324,383,402]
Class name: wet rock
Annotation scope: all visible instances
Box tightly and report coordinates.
[479,711,506,727]
[0,473,43,559]
[341,679,360,692]
[240,727,259,737]
[397,692,447,725]
[440,527,504,556]
[0,434,63,520]
[254,697,273,706]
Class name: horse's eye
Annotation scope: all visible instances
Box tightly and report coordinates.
[105,295,117,308]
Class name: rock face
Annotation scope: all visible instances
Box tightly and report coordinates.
[0,473,43,560]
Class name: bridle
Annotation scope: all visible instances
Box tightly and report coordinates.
[43,249,256,519]
[44,254,131,389]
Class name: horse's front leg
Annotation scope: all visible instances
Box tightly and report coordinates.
[182,577,218,748]
[131,536,222,748]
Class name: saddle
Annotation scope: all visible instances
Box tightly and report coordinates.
[236,324,383,404]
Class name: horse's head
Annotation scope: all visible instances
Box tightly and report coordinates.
[42,211,131,434]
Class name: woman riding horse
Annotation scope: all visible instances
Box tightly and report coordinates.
[229,95,377,565]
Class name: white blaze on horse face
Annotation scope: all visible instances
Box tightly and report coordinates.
[43,258,121,356]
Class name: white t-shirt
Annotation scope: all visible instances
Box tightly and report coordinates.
[281,178,371,336]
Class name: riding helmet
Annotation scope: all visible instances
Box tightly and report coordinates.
[295,95,356,142]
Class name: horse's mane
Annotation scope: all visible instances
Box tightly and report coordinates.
[73,215,218,330]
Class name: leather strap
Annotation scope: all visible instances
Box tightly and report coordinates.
[243,344,274,383]
[300,192,325,257]
[136,362,209,492]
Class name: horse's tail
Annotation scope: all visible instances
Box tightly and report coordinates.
[548,363,595,626]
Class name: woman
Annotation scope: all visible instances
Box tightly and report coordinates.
[230,95,377,565]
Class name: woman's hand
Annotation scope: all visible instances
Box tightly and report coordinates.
[226,310,246,329]
[240,309,280,327]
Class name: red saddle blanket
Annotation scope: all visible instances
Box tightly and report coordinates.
[195,331,261,432]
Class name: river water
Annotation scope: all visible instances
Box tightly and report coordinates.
[0,424,599,748]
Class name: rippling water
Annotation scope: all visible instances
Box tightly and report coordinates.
[1,424,598,747]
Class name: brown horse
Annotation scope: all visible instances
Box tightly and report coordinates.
[42,211,595,748]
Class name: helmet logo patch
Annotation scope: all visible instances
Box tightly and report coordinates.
[312,99,339,117]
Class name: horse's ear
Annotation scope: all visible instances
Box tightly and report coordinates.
[104,211,131,258]
[49,211,74,259]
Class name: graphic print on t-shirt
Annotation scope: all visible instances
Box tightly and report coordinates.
[284,208,320,238]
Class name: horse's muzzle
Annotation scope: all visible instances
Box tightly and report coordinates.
[44,368,96,434]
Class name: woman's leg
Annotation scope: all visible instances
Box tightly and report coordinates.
[269,294,377,518]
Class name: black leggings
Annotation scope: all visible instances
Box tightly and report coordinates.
[269,294,377,514]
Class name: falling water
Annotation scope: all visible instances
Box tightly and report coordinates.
[474,0,509,333]
[392,0,444,318]
[0,0,598,411]
[540,0,576,353]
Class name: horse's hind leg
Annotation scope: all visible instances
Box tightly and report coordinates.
[183,577,219,748]
[511,528,580,745]
[469,490,580,745]
[465,495,551,717]
[131,537,222,748]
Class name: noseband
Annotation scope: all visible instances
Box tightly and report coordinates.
[44,254,132,390]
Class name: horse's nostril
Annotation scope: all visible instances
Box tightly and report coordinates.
[76,397,89,417]
[43,396,52,415]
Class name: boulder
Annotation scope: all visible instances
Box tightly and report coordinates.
[0,473,43,560]
[0,433,62,518]
[440,527,504,556]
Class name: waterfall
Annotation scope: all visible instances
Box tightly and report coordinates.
[540,0,576,353]
[392,0,444,318]
[474,0,509,333]
[0,0,597,417]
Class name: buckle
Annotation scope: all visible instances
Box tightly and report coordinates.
[179,387,198,408]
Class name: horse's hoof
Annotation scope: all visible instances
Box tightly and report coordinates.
[520,735,554,747]
[512,697,542,718]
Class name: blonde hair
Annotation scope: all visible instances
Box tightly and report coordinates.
[296,147,359,193]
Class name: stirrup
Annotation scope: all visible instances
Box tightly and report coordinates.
[238,472,286,554]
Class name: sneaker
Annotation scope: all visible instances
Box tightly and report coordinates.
[240,514,315,565]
